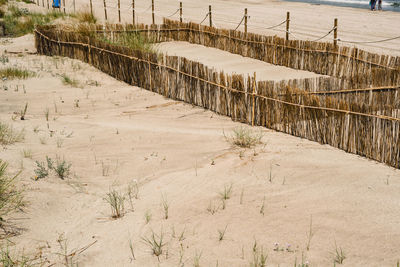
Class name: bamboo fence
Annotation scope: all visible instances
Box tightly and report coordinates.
[34,24,400,169]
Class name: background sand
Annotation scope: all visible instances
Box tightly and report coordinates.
[1,30,400,266]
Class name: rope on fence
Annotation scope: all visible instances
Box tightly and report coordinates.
[199,12,210,25]
[34,29,400,122]
[166,8,180,18]
[338,35,400,44]
[312,26,336,42]
[234,15,245,31]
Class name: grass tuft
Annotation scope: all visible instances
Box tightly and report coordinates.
[0,68,33,80]
[61,74,79,87]
[142,230,166,257]
[225,126,263,148]
[0,121,24,146]
[76,11,97,23]
[104,188,125,219]
[0,160,23,225]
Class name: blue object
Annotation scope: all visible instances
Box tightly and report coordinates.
[52,0,60,8]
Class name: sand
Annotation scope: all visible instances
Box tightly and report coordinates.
[155,41,324,81]
[1,26,400,266]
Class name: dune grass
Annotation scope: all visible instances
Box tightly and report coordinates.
[224,126,263,148]
[76,11,97,24]
[0,121,24,146]
[0,68,33,80]
[3,5,67,37]
[0,160,23,225]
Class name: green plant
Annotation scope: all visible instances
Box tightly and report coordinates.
[56,137,64,148]
[218,225,228,241]
[0,122,24,145]
[104,188,125,218]
[0,246,36,266]
[76,11,97,23]
[98,32,157,53]
[142,230,166,257]
[144,210,152,224]
[22,149,32,159]
[334,243,345,264]
[193,250,202,267]
[44,108,49,121]
[260,196,265,216]
[20,103,28,120]
[161,194,169,220]
[61,74,79,87]
[224,127,263,148]
[128,239,136,261]
[54,158,71,179]
[250,246,267,267]
[34,160,49,180]
[0,68,33,79]
[219,183,233,200]
[0,160,23,224]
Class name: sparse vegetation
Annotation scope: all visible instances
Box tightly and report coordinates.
[34,156,71,180]
[161,195,169,220]
[104,188,125,219]
[217,225,228,241]
[0,160,23,227]
[250,246,267,267]
[144,210,152,224]
[219,183,233,200]
[225,126,263,148]
[207,200,219,215]
[0,67,33,80]
[142,230,166,258]
[306,215,314,251]
[22,149,32,159]
[76,11,97,24]
[3,6,67,37]
[0,121,24,145]
[19,103,28,120]
[334,243,346,264]
[61,74,79,87]
[99,31,157,54]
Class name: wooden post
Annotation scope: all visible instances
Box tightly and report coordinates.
[73,0,75,13]
[252,72,256,126]
[90,0,93,15]
[62,0,65,13]
[132,0,135,24]
[47,0,49,9]
[286,11,290,41]
[334,18,338,47]
[179,2,182,23]
[244,8,248,34]
[152,0,155,25]
[103,0,107,21]
[42,0,44,7]
[209,5,212,27]
[118,0,121,23]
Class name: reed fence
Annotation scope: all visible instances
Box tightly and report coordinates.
[34,23,400,169]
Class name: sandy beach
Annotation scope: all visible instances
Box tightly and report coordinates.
[0,0,400,266]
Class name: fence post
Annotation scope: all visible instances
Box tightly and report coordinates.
[90,0,93,15]
[62,0,65,13]
[42,0,44,7]
[103,0,107,21]
[73,0,75,13]
[334,18,338,47]
[252,72,256,126]
[244,8,248,34]
[118,0,121,23]
[286,11,290,41]
[180,2,182,23]
[209,5,212,27]
[132,0,135,24]
[152,0,155,24]
[47,0,49,9]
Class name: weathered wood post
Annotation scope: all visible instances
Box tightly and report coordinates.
[152,0,155,24]
[118,0,121,23]
[334,18,338,47]
[209,5,212,27]
[286,11,290,41]
[90,0,93,15]
[103,0,107,21]
[73,0,75,13]
[47,0,49,9]
[62,0,65,13]
[252,72,256,126]
[244,8,248,34]
[180,2,183,23]
[132,0,135,24]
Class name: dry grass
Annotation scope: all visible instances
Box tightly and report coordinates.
[225,127,263,148]
[0,121,24,146]
[0,67,33,80]
[76,11,97,24]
